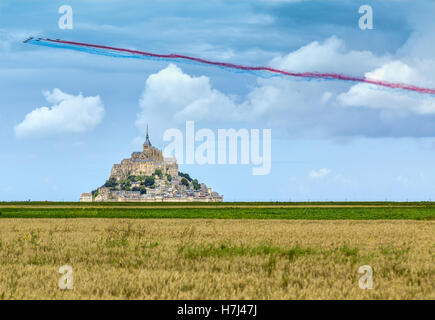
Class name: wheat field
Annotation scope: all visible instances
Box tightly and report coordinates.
[0,219,433,299]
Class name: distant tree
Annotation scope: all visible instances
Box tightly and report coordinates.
[178,171,192,182]
[166,174,172,182]
[127,175,138,182]
[139,187,147,195]
[120,180,131,191]
[103,178,117,188]
[132,187,140,192]
[180,178,189,187]
[154,169,163,179]
[144,176,155,187]
[192,179,201,191]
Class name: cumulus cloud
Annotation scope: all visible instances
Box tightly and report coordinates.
[136,31,435,139]
[396,175,409,185]
[0,29,41,51]
[338,60,435,115]
[15,89,104,138]
[136,61,346,137]
[309,168,331,179]
[136,63,239,132]
[270,36,389,75]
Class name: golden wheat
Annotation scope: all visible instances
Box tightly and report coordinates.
[0,219,433,299]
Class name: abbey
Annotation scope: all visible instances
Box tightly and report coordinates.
[110,126,178,181]
[80,126,223,202]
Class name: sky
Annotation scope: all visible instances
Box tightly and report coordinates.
[1,0,435,201]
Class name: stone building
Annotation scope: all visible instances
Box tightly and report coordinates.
[79,193,93,202]
[80,126,223,202]
[110,126,178,181]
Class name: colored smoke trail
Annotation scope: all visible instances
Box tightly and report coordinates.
[25,37,435,95]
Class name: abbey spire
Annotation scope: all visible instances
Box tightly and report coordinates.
[144,124,152,148]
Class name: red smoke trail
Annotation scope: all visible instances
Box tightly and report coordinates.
[27,38,435,95]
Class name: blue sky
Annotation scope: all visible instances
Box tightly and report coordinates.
[1,0,435,201]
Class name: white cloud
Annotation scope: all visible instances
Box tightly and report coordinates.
[136,61,346,137]
[136,63,239,132]
[0,29,41,51]
[333,174,351,185]
[338,61,435,115]
[15,89,104,138]
[131,135,145,149]
[396,175,409,185]
[270,36,389,75]
[136,30,435,139]
[309,168,331,179]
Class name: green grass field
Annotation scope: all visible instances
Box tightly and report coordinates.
[2,201,435,207]
[0,204,434,220]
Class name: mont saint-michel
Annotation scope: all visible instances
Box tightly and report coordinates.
[80,128,223,202]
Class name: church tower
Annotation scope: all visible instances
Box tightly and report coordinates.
[139,125,163,162]
[143,124,152,150]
